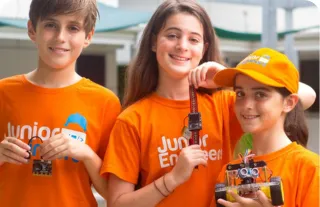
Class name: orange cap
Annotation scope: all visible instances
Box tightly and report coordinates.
[214,48,299,93]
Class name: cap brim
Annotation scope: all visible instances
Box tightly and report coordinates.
[214,68,285,88]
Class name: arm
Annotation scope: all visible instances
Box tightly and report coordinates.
[188,63,316,110]
[107,145,207,207]
[298,82,316,110]
[107,173,173,207]
[40,135,109,199]
[83,147,108,199]
[40,95,121,199]
[89,96,121,198]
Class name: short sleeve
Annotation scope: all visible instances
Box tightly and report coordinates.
[97,95,121,158]
[298,160,319,207]
[100,119,141,184]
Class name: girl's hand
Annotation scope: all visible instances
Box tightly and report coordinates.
[217,190,279,207]
[167,145,207,187]
[40,133,93,161]
[188,61,226,89]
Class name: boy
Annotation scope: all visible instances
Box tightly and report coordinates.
[0,0,121,206]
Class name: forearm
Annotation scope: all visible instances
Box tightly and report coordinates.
[83,148,108,199]
[110,173,178,207]
[298,82,316,110]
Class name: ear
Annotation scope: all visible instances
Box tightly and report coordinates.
[27,20,36,43]
[283,94,299,113]
[83,29,94,48]
[151,34,157,52]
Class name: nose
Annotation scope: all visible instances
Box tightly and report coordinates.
[176,37,188,51]
[242,97,254,110]
[56,28,67,43]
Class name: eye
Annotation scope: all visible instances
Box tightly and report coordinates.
[190,38,200,43]
[255,91,267,99]
[69,26,80,32]
[44,23,57,29]
[235,90,245,98]
[167,34,178,39]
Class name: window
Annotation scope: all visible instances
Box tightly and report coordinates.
[300,60,319,112]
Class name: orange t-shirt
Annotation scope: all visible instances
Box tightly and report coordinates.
[211,142,320,207]
[0,75,121,207]
[101,90,243,207]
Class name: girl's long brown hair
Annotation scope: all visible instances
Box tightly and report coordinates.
[122,0,225,108]
[276,88,309,147]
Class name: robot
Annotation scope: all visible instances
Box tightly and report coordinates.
[215,150,284,206]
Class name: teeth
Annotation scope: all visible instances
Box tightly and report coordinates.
[171,55,189,61]
[50,47,68,52]
[243,115,258,119]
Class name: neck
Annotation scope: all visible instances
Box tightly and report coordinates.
[251,121,292,156]
[26,59,81,88]
[156,72,190,100]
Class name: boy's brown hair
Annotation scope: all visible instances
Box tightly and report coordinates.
[29,0,99,34]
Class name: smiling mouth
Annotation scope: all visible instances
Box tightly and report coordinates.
[169,54,190,61]
[49,47,70,52]
[242,115,260,119]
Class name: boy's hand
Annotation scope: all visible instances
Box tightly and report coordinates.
[168,145,207,188]
[39,133,93,161]
[217,190,278,207]
[188,61,226,89]
[0,137,31,165]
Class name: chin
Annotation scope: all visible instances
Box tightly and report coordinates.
[47,61,73,69]
[240,125,259,134]
[168,70,189,79]
[50,65,68,70]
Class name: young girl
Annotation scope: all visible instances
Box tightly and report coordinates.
[100,1,316,206]
[234,81,316,159]
[212,48,319,207]
[101,1,243,207]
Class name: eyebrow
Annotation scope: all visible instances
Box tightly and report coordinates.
[234,86,271,91]
[43,18,83,26]
[164,27,202,37]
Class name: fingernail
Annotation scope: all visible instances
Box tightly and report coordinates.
[25,151,31,159]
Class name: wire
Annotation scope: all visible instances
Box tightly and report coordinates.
[28,136,43,146]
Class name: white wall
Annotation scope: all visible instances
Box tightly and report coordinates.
[119,0,161,11]
[306,113,320,154]
[0,0,120,18]
[98,0,118,7]
[0,47,37,78]
[118,0,320,33]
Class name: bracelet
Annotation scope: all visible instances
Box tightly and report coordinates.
[153,181,167,197]
[163,174,174,194]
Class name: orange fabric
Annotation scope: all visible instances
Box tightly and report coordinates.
[211,142,320,207]
[0,75,121,207]
[101,90,243,207]
[214,48,299,94]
